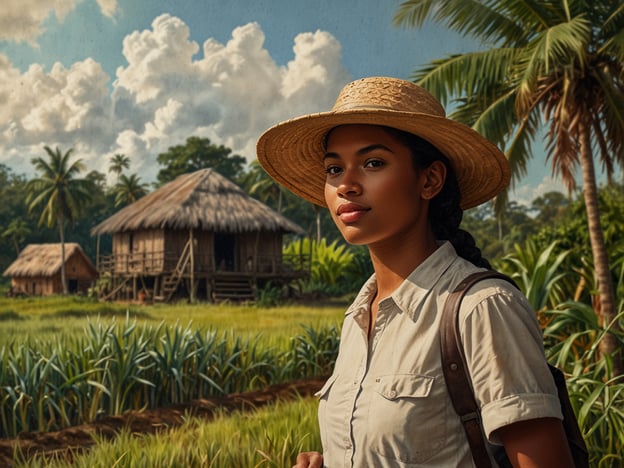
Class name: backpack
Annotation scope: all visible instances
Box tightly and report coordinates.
[439,270,589,467]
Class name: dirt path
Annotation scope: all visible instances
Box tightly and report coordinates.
[0,376,326,467]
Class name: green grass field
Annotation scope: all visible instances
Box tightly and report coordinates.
[0,295,346,346]
[0,294,341,466]
[18,397,321,467]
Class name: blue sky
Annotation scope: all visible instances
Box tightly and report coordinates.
[0,0,565,205]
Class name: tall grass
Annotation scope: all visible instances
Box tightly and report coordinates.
[0,315,340,438]
[19,397,321,468]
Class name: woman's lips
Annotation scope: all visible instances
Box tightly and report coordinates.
[336,203,369,223]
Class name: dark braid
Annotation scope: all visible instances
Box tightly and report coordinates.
[383,127,491,269]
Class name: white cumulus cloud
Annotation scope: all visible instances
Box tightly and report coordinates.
[0,0,119,44]
[511,175,566,207]
[96,0,118,17]
[0,15,351,183]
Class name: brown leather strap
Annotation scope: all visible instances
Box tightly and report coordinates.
[440,270,516,468]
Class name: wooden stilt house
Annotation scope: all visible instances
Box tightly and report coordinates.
[3,243,98,296]
[91,169,309,302]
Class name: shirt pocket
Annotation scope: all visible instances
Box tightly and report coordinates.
[369,373,447,464]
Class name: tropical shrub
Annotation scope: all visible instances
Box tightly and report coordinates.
[496,240,572,311]
[543,303,624,465]
[284,238,359,297]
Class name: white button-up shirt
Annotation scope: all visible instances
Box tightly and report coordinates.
[316,242,562,467]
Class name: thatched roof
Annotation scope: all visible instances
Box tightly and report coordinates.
[3,243,97,277]
[91,169,303,235]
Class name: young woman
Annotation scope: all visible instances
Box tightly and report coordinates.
[257,77,574,467]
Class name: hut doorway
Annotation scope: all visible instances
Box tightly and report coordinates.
[215,233,235,271]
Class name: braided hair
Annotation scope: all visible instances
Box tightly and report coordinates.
[383,127,491,269]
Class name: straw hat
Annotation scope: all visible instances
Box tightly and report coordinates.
[256,76,509,209]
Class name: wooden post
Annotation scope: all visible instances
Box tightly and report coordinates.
[96,234,101,270]
[189,228,195,303]
[254,231,260,275]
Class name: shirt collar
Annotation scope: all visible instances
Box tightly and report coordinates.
[345,241,459,318]
[390,241,458,316]
[345,272,378,317]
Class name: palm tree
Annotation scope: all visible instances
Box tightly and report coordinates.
[26,146,94,294]
[1,218,31,255]
[243,161,325,241]
[394,0,624,373]
[113,173,149,207]
[241,160,286,212]
[109,153,130,180]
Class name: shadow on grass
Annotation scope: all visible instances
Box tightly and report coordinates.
[0,310,24,321]
[46,306,153,320]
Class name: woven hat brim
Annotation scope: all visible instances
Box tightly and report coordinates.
[256,109,510,210]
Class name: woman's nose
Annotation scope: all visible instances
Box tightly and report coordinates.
[336,169,362,197]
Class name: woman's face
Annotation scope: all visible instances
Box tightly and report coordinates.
[323,124,444,247]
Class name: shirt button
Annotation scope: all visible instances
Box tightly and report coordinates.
[388,390,397,398]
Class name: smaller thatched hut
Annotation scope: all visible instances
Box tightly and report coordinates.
[3,243,98,295]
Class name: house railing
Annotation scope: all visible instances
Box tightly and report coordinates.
[97,251,311,277]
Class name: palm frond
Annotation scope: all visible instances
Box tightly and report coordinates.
[503,108,542,188]
[413,48,518,106]
[394,0,525,44]
[594,69,624,167]
[515,16,591,111]
[596,2,624,54]
[469,90,518,148]
[598,26,624,63]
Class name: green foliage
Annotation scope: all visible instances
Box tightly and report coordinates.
[284,238,365,297]
[26,146,94,229]
[542,303,624,465]
[255,281,288,307]
[281,324,340,380]
[497,240,572,311]
[531,184,624,305]
[112,173,149,207]
[0,165,44,271]
[310,238,353,287]
[462,199,538,263]
[108,153,130,178]
[156,136,246,185]
[0,316,340,438]
[240,160,288,213]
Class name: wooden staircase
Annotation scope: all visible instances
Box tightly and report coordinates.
[211,275,256,302]
[101,276,131,301]
[157,241,192,302]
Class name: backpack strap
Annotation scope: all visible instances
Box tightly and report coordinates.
[440,270,517,468]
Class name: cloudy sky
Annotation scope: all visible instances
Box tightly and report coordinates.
[0,0,565,205]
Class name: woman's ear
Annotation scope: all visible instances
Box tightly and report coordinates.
[421,161,446,201]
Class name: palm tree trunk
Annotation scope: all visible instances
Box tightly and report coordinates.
[579,123,622,376]
[58,215,68,295]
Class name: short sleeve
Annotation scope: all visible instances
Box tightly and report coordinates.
[458,281,563,444]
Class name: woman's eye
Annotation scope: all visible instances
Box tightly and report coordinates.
[324,165,342,175]
[364,159,384,168]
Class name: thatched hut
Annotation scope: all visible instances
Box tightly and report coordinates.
[91,168,308,302]
[3,243,98,295]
